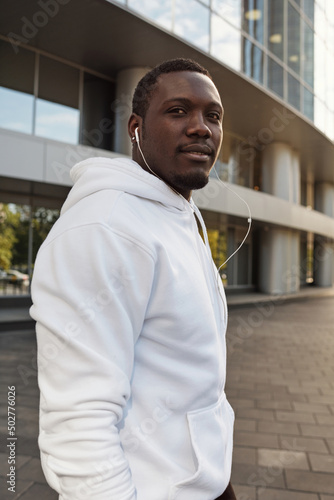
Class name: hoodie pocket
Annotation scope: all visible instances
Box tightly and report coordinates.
[169,393,234,500]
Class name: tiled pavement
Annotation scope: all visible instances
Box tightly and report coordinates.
[0,295,334,499]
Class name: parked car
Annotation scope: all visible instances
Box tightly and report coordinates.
[6,270,30,287]
[0,269,7,279]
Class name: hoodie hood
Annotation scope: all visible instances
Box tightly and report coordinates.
[61,157,188,215]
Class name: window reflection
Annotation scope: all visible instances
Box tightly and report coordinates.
[243,38,263,84]
[211,14,241,71]
[267,0,284,60]
[243,0,264,44]
[288,3,300,75]
[303,86,314,121]
[128,0,172,30]
[211,0,241,27]
[267,57,284,98]
[0,87,34,134]
[288,73,300,110]
[214,134,252,187]
[303,0,314,22]
[174,0,210,52]
[35,99,80,144]
[303,20,314,88]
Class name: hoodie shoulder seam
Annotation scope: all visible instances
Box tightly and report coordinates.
[39,222,156,262]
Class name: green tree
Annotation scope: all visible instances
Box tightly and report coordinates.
[0,204,20,270]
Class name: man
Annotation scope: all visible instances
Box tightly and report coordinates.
[30,58,236,499]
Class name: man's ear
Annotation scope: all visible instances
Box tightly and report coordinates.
[128,113,142,141]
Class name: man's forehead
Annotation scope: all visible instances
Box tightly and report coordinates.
[154,71,222,104]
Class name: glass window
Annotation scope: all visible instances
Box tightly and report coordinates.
[214,135,253,187]
[243,38,264,84]
[288,73,301,110]
[303,86,314,120]
[302,19,314,88]
[128,0,172,30]
[81,73,115,150]
[267,0,284,60]
[35,99,80,144]
[0,40,35,94]
[211,13,241,71]
[288,3,301,74]
[211,0,242,27]
[267,57,284,98]
[39,56,80,109]
[243,0,264,44]
[0,87,34,134]
[303,0,314,22]
[174,0,210,51]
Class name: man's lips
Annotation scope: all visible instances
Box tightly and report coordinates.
[179,144,213,160]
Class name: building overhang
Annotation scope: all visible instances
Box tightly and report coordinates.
[1,0,333,183]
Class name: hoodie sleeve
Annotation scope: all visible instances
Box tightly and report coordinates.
[30,222,155,499]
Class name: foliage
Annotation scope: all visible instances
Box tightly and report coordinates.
[0,204,20,270]
[0,204,59,270]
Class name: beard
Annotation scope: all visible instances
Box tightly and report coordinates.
[169,169,210,193]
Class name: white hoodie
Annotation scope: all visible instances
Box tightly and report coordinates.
[30,157,234,500]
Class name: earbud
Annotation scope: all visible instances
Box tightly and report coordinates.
[135,127,140,145]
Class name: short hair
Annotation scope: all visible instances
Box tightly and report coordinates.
[132,58,212,119]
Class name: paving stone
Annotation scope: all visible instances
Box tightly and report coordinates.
[16,457,46,484]
[1,478,33,500]
[309,453,334,473]
[231,462,285,490]
[301,424,334,439]
[316,414,334,426]
[320,495,334,500]
[288,386,320,395]
[234,431,280,449]
[257,448,309,470]
[257,400,293,411]
[228,398,255,410]
[293,402,331,414]
[259,488,319,499]
[235,419,257,432]
[327,440,334,454]
[285,469,334,495]
[279,435,329,453]
[13,482,58,500]
[233,446,257,465]
[236,408,275,421]
[233,483,256,500]
[0,452,31,473]
[258,420,300,436]
[276,411,316,424]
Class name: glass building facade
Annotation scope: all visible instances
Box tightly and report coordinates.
[0,0,334,294]
[113,0,334,140]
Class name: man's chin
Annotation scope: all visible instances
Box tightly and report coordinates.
[171,171,210,193]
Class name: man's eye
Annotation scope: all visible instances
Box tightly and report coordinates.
[208,112,221,120]
[169,108,186,114]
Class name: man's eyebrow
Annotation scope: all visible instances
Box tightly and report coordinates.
[162,97,223,112]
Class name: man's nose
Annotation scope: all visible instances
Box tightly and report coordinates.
[186,113,212,137]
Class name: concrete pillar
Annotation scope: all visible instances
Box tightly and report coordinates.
[262,142,293,201]
[260,143,301,294]
[315,182,334,216]
[291,150,301,204]
[114,67,150,156]
[314,237,334,287]
[314,182,334,286]
[259,228,300,294]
